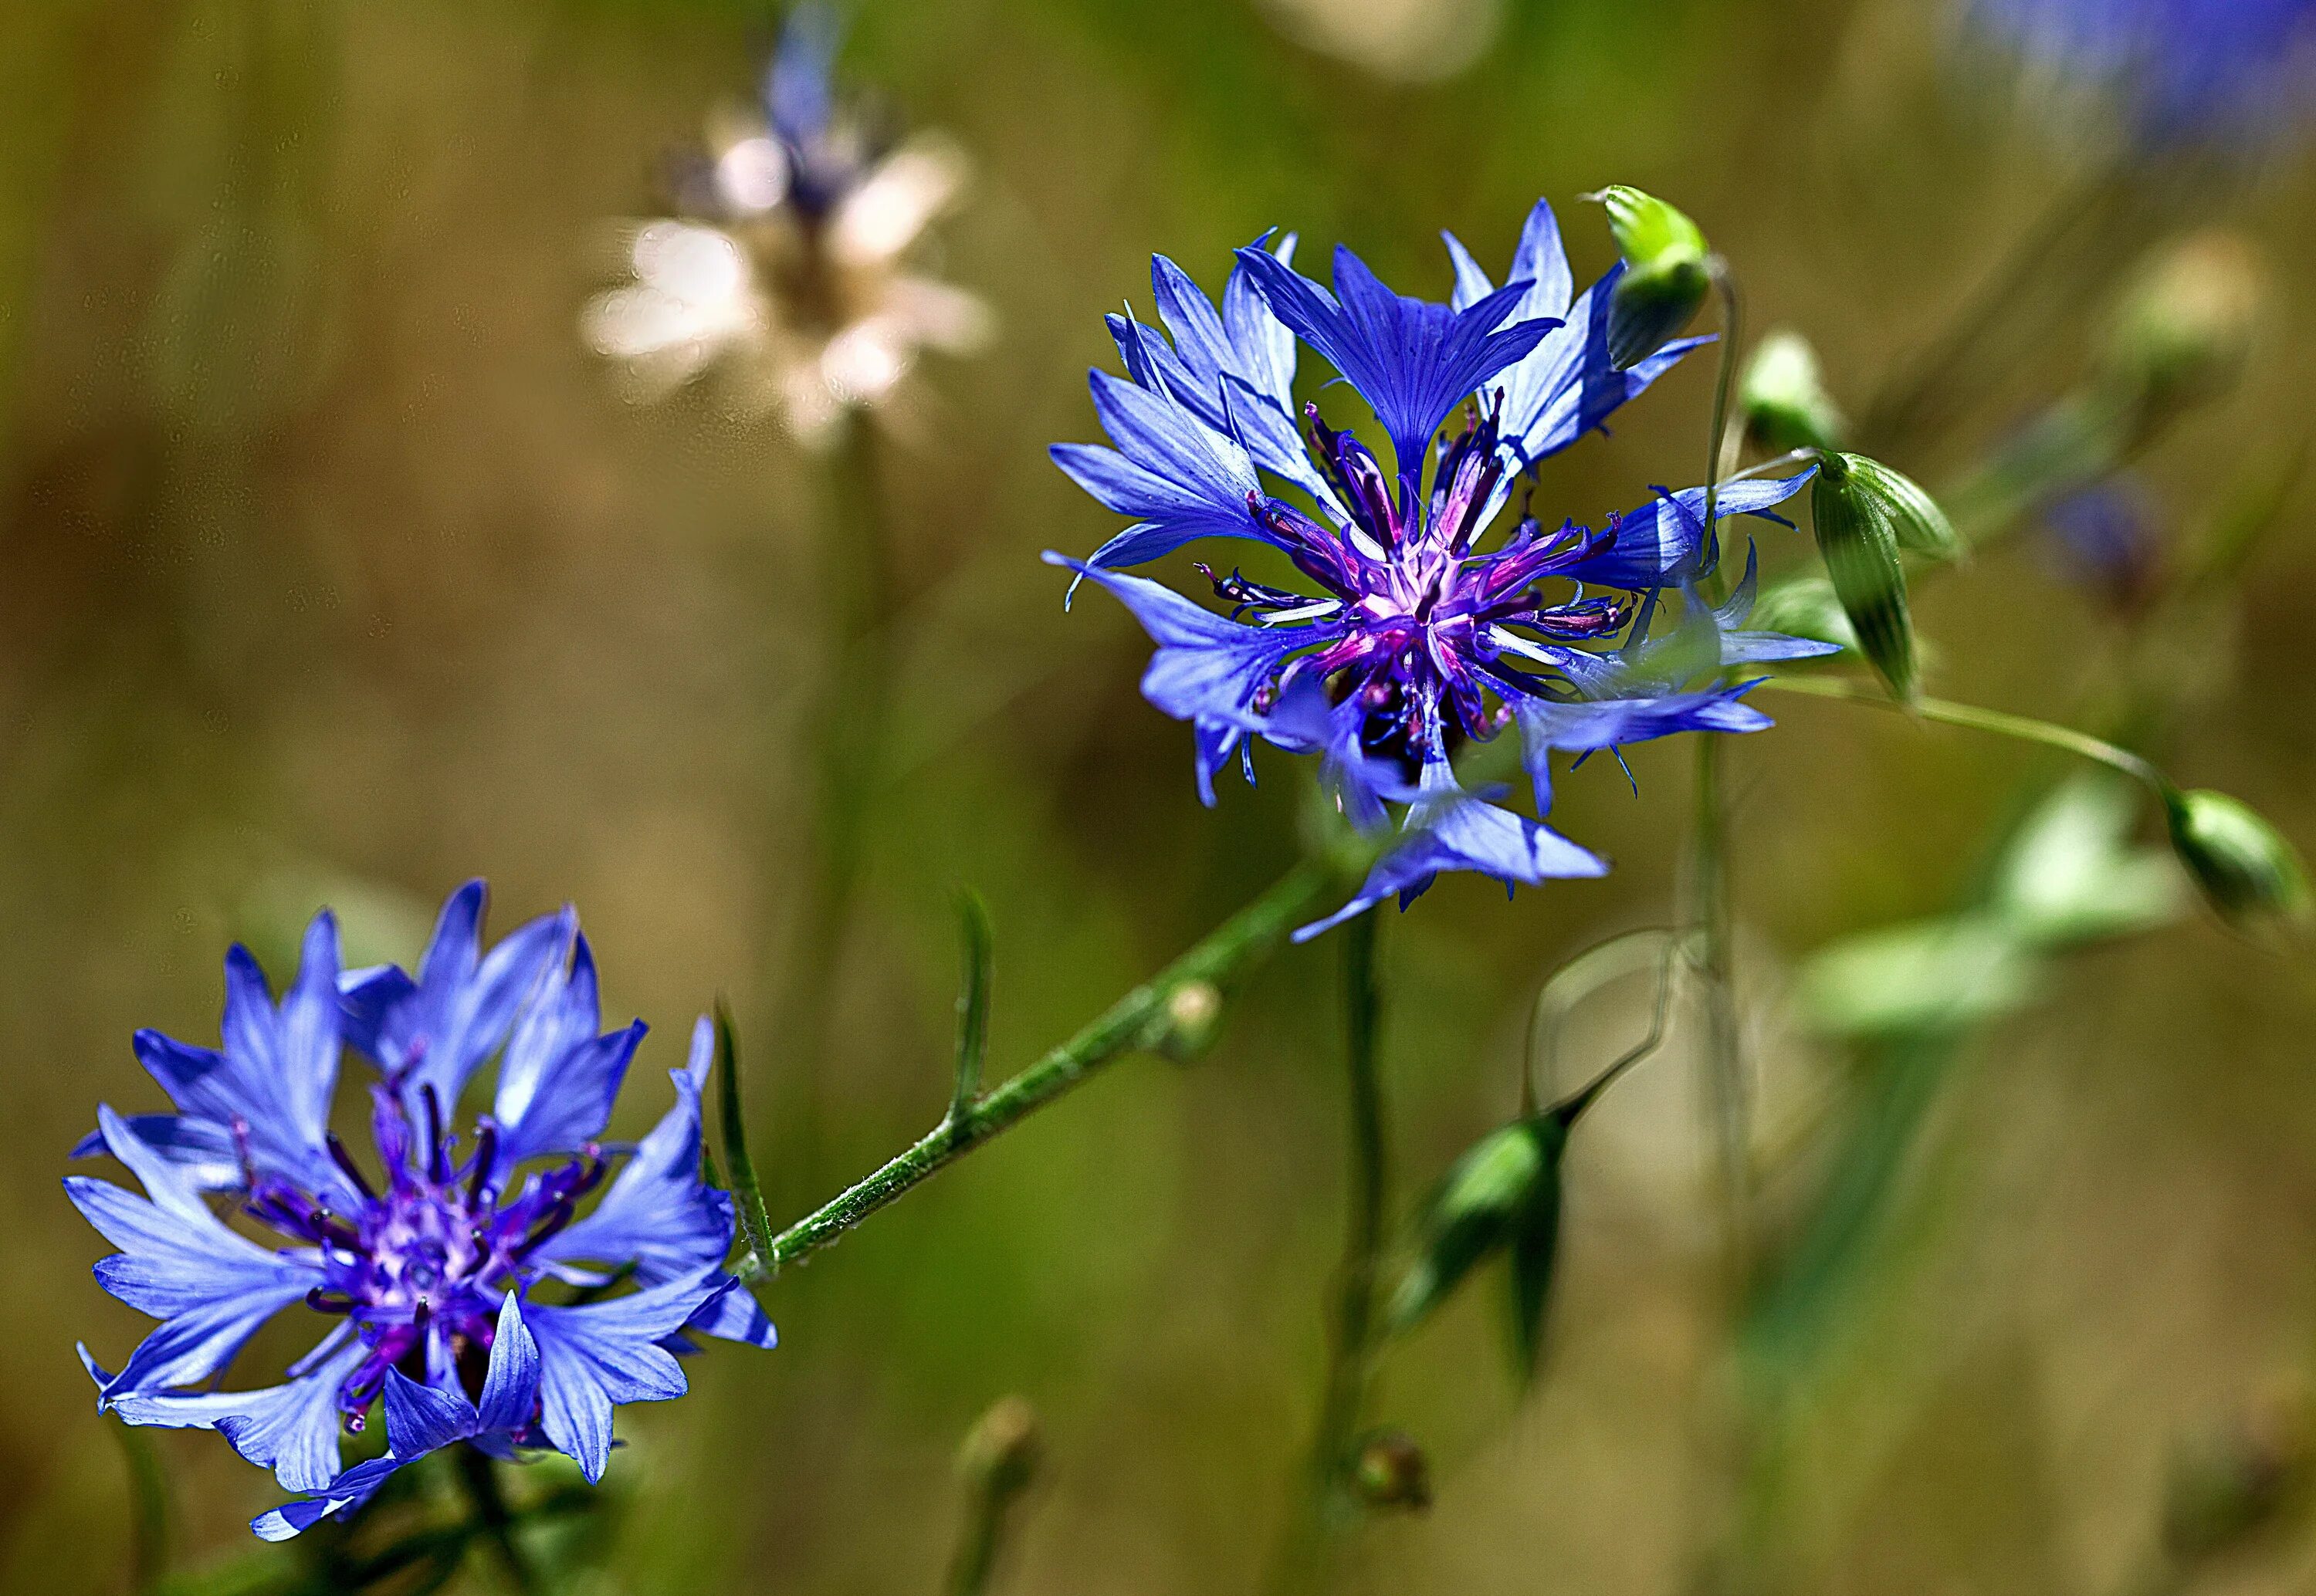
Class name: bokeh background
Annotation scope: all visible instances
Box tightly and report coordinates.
[4,0,2315,1591]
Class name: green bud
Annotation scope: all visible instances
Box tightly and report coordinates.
[2163,787,2312,938]
[1387,1115,1566,1382]
[2105,232,2264,418]
[1351,1430,1433,1513]
[1739,330,1845,455]
[1152,979,1224,1063]
[957,1395,1042,1497]
[1590,186,1712,372]
[1810,453,1918,701]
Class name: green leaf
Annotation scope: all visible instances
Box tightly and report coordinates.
[950,890,994,1129]
[1796,915,2037,1039]
[1989,775,2183,948]
[713,999,779,1270]
[1811,452,1918,701]
[1504,1138,1566,1385]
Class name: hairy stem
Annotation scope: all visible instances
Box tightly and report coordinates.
[738,863,1336,1280]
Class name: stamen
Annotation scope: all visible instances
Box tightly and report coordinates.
[306,1287,355,1315]
[466,1126,499,1209]
[325,1132,377,1201]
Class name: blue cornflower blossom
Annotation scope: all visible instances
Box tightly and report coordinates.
[1048,198,1834,938]
[68,883,774,1540]
[1970,0,2316,147]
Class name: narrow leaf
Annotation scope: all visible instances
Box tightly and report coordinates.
[714,998,777,1269]
[950,891,994,1131]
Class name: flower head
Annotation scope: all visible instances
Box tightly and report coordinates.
[1049,198,1834,937]
[583,4,991,441]
[69,883,774,1539]
[1969,0,2316,150]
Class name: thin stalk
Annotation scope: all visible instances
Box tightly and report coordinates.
[773,406,898,1190]
[1699,261,1742,604]
[453,1446,540,1596]
[1689,732,1752,1293]
[739,862,1336,1280]
[1311,908,1388,1515]
[112,1420,169,1594]
[1756,675,2167,793]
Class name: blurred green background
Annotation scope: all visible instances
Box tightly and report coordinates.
[5,0,2315,1591]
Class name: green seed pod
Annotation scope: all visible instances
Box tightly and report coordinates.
[1810,453,1918,702]
[1844,455,1959,560]
[1740,329,1846,455]
[1351,1430,1433,1513]
[2164,787,2313,937]
[1591,186,1712,372]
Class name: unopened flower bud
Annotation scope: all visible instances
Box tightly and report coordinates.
[957,1395,1042,1497]
[1590,186,1712,371]
[1352,1429,1432,1512]
[1387,1116,1564,1344]
[2164,787,2312,938]
[1740,330,1845,455]
[1810,453,1920,701]
[2105,233,2264,418]
[1153,979,1224,1062]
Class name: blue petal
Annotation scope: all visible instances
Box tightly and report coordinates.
[1560,472,1815,590]
[251,1454,408,1542]
[1234,243,1556,478]
[68,1114,239,1192]
[476,1292,542,1434]
[539,1019,732,1285]
[528,1273,723,1482]
[113,1338,364,1493]
[684,1277,779,1350]
[1515,685,1773,811]
[382,1368,476,1456]
[492,932,643,1170]
[1045,556,1329,732]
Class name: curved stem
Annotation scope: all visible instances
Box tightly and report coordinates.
[1757,675,2169,793]
[738,863,1337,1280]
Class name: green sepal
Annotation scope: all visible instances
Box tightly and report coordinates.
[1386,1114,1568,1355]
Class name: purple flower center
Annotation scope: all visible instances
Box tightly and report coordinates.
[1222,398,1631,773]
[240,1067,604,1427]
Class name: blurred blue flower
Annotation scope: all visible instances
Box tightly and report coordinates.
[1971,0,2316,147]
[1049,199,1834,938]
[2040,475,2165,610]
[68,883,774,1540]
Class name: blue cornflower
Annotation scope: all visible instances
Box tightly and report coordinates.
[1970,0,2316,147]
[69,882,774,1540]
[1048,198,1833,938]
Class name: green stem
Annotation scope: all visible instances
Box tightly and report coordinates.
[1312,909,1388,1512]
[1757,675,2168,792]
[453,1446,540,1596]
[1699,261,1742,604]
[1690,733,1752,1291]
[774,407,897,1189]
[738,863,1336,1280]
[111,1419,169,1595]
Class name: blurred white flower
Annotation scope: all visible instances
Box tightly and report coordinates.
[584,11,991,445]
[1257,0,1505,83]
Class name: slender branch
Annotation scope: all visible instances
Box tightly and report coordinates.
[949,890,994,1139]
[1549,930,1687,1124]
[1689,732,1753,1290]
[1757,675,2168,792]
[737,863,1337,1280]
[1699,260,1742,602]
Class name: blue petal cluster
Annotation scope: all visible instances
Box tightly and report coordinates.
[68,884,774,1540]
[1971,0,2316,147]
[1050,198,1834,937]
